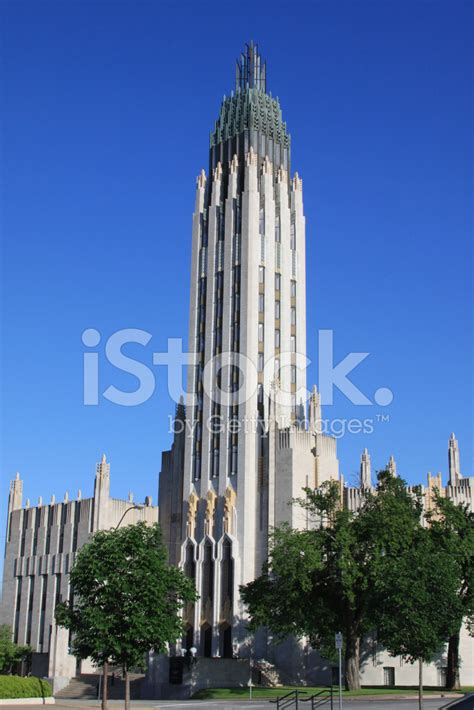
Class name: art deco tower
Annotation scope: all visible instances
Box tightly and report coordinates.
[159,42,338,661]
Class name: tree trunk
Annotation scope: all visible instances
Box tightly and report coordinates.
[124,667,130,710]
[418,658,423,710]
[344,634,360,690]
[446,631,461,690]
[102,660,108,710]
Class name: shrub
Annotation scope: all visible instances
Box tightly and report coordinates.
[0,675,52,699]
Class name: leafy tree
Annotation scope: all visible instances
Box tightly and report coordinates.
[56,522,196,710]
[373,524,464,710]
[427,496,474,689]
[0,625,31,674]
[241,472,423,690]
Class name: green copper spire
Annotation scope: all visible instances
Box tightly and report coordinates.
[209,42,291,175]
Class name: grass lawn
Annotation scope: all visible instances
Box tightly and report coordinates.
[192,685,472,700]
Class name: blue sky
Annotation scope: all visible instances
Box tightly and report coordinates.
[1,0,472,542]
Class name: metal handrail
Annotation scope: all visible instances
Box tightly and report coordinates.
[270,689,308,709]
[300,686,334,709]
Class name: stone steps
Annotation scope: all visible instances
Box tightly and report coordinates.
[55,673,143,699]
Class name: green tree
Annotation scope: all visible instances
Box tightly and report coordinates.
[0,625,31,674]
[373,524,464,710]
[427,496,474,689]
[55,522,196,710]
[241,472,423,690]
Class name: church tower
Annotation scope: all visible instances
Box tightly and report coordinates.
[182,42,307,657]
[158,42,338,663]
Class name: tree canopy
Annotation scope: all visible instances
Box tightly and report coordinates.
[56,522,196,708]
[240,472,465,693]
[427,495,474,689]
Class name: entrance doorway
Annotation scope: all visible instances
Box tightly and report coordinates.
[201,624,212,657]
[220,624,232,658]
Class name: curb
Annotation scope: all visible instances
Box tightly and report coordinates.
[0,699,55,705]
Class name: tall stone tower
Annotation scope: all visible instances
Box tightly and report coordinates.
[448,432,462,485]
[360,448,372,489]
[158,41,339,663]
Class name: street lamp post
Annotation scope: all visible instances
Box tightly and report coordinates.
[101,504,144,710]
[335,632,343,710]
[115,504,144,529]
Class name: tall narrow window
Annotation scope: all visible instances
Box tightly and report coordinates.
[32,508,41,556]
[20,510,29,557]
[290,214,296,249]
[291,307,296,325]
[291,335,296,352]
[259,266,265,284]
[14,577,22,643]
[45,506,54,555]
[38,575,48,650]
[26,576,35,645]
[212,448,220,478]
[193,453,201,481]
[258,294,264,313]
[54,573,62,610]
[275,273,281,291]
[275,301,281,320]
[230,443,238,475]
[58,503,67,554]
[201,541,214,608]
[259,207,265,235]
[72,502,81,551]
[258,323,264,343]
[275,330,281,348]
[291,280,296,297]
[221,538,234,614]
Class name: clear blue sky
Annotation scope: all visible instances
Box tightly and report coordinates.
[1,0,472,541]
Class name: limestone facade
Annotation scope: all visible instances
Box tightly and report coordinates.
[0,456,158,691]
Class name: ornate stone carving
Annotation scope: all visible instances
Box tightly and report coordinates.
[186,490,198,539]
[223,485,236,535]
[246,145,257,167]
[292,171,303,191]
[262,154,273,175]
[213,161,223,181]
[204,488,217,537]
[276,166,288,184]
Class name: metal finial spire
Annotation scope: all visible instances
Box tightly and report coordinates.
[236,41,266,93]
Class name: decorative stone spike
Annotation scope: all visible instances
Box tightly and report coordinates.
[213,161,223,180]
[197,169,206,189]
